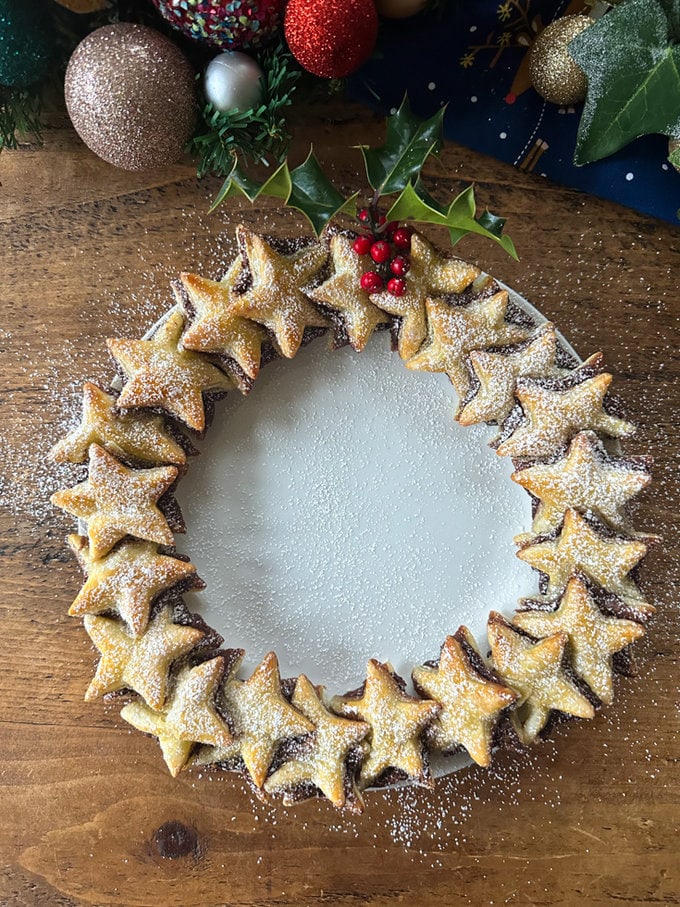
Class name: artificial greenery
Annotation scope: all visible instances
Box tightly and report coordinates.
[213,97,517,258]
[190,44,300,177]
[0,88,43,150]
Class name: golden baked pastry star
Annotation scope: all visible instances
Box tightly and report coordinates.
[120,656,234,776]
[309,233,390,351]
[496,370,635,460]
[370,232,481,360]
[457,323,560,426]
[330,659,440,788]
[178,259,269,379]
[84,607,204,709]
[264,674,370,811]
[406,291,530,399]
[487,611,595,744]
[51,443,178,559]
[49,382,186,466]
[67,534,199,636]
[412,628,518,767]
[231,227,329,359]
[107,310,234,433]
[512,430,652,538]
[517,507,649,606]
[213,651,315,789]
[513,575,647,705]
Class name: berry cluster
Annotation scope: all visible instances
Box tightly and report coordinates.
[353,208,413,297]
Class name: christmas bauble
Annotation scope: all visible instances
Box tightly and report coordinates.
[0,0,51,88]
[669,138,680,174]
[204,52,263,112]
[529,15,593,107]
[285,0,378,78]
[150,0,285,49]
[375,0,427,18]
[64,24,196,171]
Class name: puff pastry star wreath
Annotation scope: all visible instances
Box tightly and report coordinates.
[50,225,655,813]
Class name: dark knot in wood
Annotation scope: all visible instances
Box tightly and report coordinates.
[151,820,200,860]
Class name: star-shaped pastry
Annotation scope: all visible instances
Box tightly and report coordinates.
[84,607,204,709]
[264,674,370,812]
[370,232,481,360]
[51,443,178,559]
[206,651,315,789]
[513,575,647,705]
[457,323,560,426]
[412,627,518,767]
[487,611,595,744]
[49,382,186,466]
[67,534,200,636]
[121,656,233,776]
[406,291,530,399]
[230,227,329,359]
[512,430,652,538]
[178,259,269,379]
[107,310,235,433]
[308,233,390,351]
[495,370,635,460]
[330,659,440,788]
[517,507,649,606]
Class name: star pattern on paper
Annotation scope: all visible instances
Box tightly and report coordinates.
[513,575,647,705]
[51,443,178,559]
[496,370,635,460]
[230,227,329,359]
[49,382,186,466]
[107,310,234,433]
[309,233,390,351]
[84,606,204,710]
[457,323,560,426]
[207,651,315,789]
[487,611,595,744]
[512,430,652,538]
[370,232,481,360]
[67,533,199,636]
[406,291,530,399]
[412,628,518,767]
[264,675,370,812]
[517,507,649,606]
[330,659,440,788]
[178,259,269,380]
[121,656,233,777]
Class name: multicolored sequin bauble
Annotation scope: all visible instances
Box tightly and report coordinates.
[150,0,285,49]
[0,0,51,88]
[284,0,378,79]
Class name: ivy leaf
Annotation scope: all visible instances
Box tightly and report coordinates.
[386,182,518,260]
[210,151,356,235]
[358,96,445,197]
[570,0,680,165]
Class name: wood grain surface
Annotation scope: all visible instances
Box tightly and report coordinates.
[0,101,678,907]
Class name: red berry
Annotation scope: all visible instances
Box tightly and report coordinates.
[390,255,410,276]
[377,213,387,226]
[387,277,406,297]
[361,271,383,292]
[384,220,399,237]
[370,240,391,263]
[357,207,370,223]
[392,227,412,251]
[353,235,372,255]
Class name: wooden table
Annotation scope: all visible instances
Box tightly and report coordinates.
[1,102,678,906]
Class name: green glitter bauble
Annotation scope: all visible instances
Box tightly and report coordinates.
[0,0,52,89]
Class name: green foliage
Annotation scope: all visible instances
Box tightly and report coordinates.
[668,145,680,169]
[0,87,43,150]
[570,0,680,165]
[190,44,300,177]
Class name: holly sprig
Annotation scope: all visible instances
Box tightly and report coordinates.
[212,97,517,259]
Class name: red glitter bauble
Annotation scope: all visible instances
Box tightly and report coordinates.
[284,0,378,78]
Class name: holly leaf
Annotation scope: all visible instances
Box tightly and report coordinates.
[570,0,680,165]
[386,181,518,259]
[358,96,446,197]
[210,151,356,235]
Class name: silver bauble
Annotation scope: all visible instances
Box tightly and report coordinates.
[203,52,264,113]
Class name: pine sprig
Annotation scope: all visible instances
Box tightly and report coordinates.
[190,44,300,178]
[0,88,43,151]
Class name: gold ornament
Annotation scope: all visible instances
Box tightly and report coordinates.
[375,0,427,17]
[669,138,680,173]
[529,15,594,106]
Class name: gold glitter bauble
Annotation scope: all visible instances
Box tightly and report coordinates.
[669,138,680,173]
[65,24,196,171]
[529,15,594,106]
